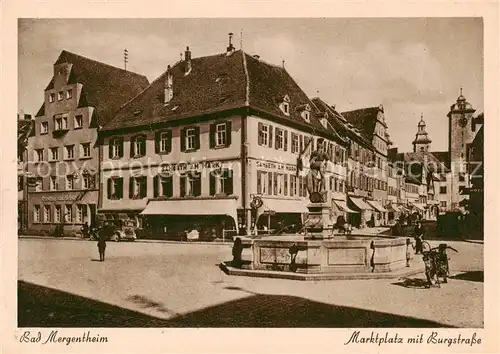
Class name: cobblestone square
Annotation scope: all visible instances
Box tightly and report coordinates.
[18,238,483,327]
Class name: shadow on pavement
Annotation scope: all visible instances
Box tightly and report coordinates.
[19,280,454,328]
[450,271,483,282]
[391,278,429,289]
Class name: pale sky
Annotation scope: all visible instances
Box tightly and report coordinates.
[18,18,483,152]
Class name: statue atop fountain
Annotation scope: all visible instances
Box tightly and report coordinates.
[304,138,334,239]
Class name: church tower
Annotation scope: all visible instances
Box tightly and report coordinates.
[412,114,432,153]
[447,89,476,209]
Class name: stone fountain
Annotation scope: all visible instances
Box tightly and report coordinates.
[222,142,423,280]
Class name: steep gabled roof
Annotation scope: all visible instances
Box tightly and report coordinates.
[103,51,247,130]
[102,50,345,144]
[38,50,149,126]
[312,97,373,149]
[35,103,45,117]
[341,106,385,142]
[244,54,337,136]
[399,151,450,174]
[429,151,450,169]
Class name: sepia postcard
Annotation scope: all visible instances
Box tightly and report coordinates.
[1,1,499,353]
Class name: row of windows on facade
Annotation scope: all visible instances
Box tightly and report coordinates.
[405,184,419,194]
[348,139,387,169]
[33,143,91,162]
[106,170,234,200]
[32,175,92,192]
[257,122,347,163]
[39,114,84,134]
[108,121,232,159]
[387,186,398,197]
[48,89,73,103]
[348,172,388,192]
[33,203,88,224]
[257,171,345,197]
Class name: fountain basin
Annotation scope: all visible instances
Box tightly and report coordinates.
[222,234,424,280]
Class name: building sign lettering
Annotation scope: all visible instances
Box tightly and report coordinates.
[255,160,296,172]
[41,194,78,202]
[160,161,223,173]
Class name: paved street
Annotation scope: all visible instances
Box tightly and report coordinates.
[18,238,483,327]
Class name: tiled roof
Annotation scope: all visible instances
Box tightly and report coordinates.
[39,50,149,126]
[18,119,34,147]
[400,151,450,174]
[35,103,45,117]
[102,50,346,143]
[429,151,450,169]
[341,106,384,142]
[103,51,247,130]
[311,97,373,148]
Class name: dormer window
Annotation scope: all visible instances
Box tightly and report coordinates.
[280,95,291,116]
[49,93,55,103]
[320,112,328,129]
[297,104,311,122]
[320,117,328,129]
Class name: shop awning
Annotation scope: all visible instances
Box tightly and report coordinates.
[410,202,427,212]
[258,198,308,214]
[386,204,399,213]
[333,199,358,213]
[349,197,374,211]
[140,199,238,222]
[366,200,388,212]
[398,204,410,213]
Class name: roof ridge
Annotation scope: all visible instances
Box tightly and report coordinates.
[57,50,148,80]
[241,50,250,106]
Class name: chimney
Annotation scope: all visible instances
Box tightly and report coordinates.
[164,65,173,104]
[226,32,235,55]
[184,46,192,74]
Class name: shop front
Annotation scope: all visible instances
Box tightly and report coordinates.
[140,198,239,241]
[332,199,358,228]
[366,199,388,226]
[254,198,307,235]
[27,190,98,236]
[347,196,374,228]
[410,202,427,219]
[385,203,401,224]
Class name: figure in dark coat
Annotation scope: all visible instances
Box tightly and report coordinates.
[97,224,111,261]
[414,221,425,254]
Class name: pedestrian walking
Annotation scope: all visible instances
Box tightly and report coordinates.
[97,223,110,262]
[406,238,414,266]
[414,221,425,254]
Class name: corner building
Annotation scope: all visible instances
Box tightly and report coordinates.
[26,51,149,236]
[99,42,348,239]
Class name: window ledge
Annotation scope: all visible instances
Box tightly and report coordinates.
[40,132,49,135]
[184,148,199,153]
[64,158,75,162]
[74,126,83,130]
[110,156,122,160]
[213,145,227,150]
[157,151,171,155]
[132,155,146,159]
[80,156,92,160]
